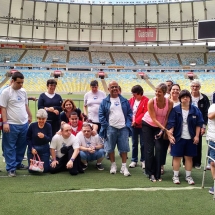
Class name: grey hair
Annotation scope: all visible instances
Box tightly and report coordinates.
[60,123,70,131]
[190,80,201,87]
[36,109,48,118]
[156,83,168,94]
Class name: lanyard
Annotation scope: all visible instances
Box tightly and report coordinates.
[84,136,92,147]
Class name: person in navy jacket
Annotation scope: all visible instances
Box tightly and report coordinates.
[167,90,204,185]
[128,85,149,169]
[38,79,63,137]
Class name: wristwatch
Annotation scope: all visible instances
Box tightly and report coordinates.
[70,158,75,162]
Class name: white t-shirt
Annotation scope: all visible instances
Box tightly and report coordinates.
[0,86,28,124]
[192,96,200,108]
[133,100,140,117]
[173,101,180,108]
[207,104,215,141]
[50,134,79,158]
[84,90,106,123]
[45,92,55,99]
[109,97,125,129]
[76,132,103,148]
[165,93,170,98]
[181,109,191,139]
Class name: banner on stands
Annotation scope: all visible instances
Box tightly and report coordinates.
[135,28,157,42]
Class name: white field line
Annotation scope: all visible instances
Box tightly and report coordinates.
[0,175,31,178]
[37,186,211,194]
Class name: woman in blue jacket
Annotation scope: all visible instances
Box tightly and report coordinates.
[167,90,204,185]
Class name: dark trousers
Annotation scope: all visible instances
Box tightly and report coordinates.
[131,127,145,162]
[92,122,101,134]
[50,147,84,175]
[192,134,202,166]
[47,119,61,138]
[27,144,50,173]
[142,121,163,180]
[161,139,170,166]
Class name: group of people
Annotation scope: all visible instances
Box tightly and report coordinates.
[0,71,214,195]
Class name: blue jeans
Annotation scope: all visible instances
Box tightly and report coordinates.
[80,149,105,161]
[27,144,50,173]
[208,140,215,163]
[131,127,145,162]
[2,123,28,172]
[105,126,130,153]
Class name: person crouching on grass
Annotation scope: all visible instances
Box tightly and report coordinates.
[76,123,105,171]
[50,123,84,175]
[167,90,204,185]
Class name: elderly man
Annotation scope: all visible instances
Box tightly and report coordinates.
[76,123,105,171]
[50,123,83,175]
[190,80,210,169]
[0,71,32,177]
[99,81,133,176]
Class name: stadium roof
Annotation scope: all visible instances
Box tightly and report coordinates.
[0,0,214,45]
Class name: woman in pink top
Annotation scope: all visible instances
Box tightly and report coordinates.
[142,83,174,182]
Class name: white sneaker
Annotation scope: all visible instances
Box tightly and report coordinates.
[206,164,211,170]
[185,176,195,185]
[23,156,27,161]
[141,161,145,169]
[110,163,117,174]
[129,162,137,168]
[172,176,180,184]
[120,166,131,176]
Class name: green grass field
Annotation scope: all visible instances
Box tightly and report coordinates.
[0,93,214,215]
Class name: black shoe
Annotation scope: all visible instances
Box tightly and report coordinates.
[81,163,88,171]
[16,164,28,170]
[96,163,104,171]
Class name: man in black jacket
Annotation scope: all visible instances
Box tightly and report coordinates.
[190,80,210,169]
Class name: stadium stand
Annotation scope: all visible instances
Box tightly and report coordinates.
[91,52,113,65]
[207,53,215,66]
[131,53,158,66]
[0,49,24,62]
[45,51,68,63]
[156,54,180,67]
[21,50,46,64]
[180,53,204,65]
[111,53,134,66]
[69,51,90,66]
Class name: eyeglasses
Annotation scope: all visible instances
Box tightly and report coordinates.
[191,85,200,88]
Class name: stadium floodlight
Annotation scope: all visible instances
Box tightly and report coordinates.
[52,58,59,63]
[190,61,196,66]
[144,60,150,66]
[99,59,106,65]
[4,56,11,63]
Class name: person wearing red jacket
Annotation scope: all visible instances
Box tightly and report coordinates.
[129,85,149,169]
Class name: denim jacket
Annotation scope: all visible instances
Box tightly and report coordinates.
[167,104,204,143]
[98,94,133,138]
